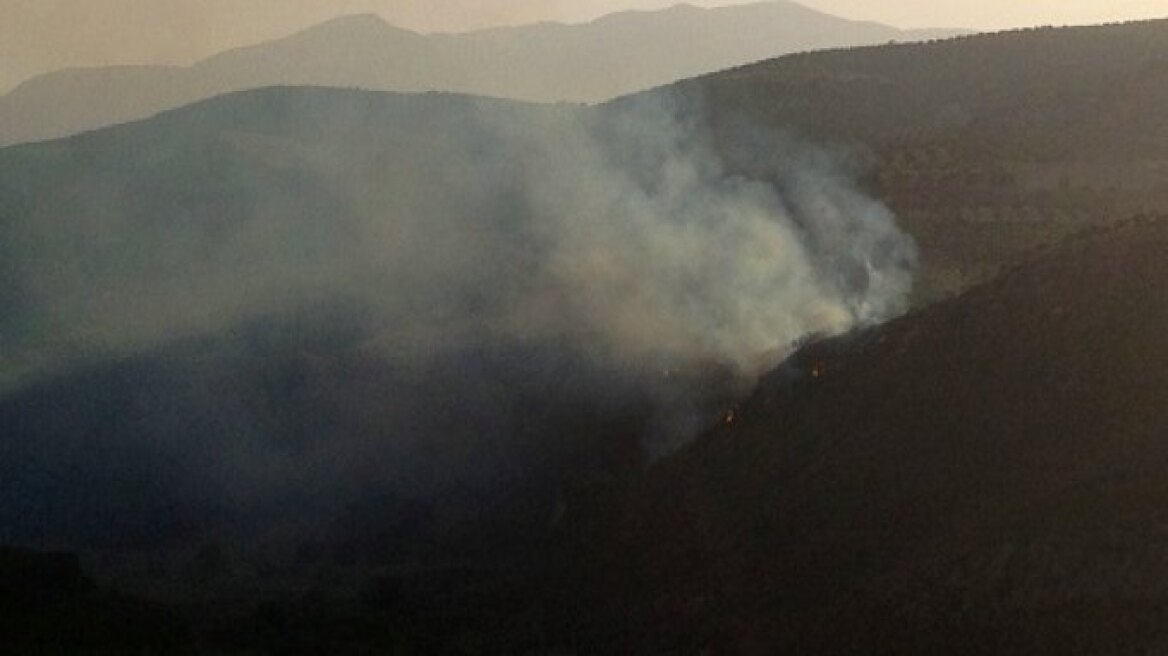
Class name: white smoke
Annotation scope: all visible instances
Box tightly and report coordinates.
[0,87,918,550]
[333,90,919,450]
[484,94,917,376]
[2,90,916,387]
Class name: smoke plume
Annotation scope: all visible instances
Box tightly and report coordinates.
[0,87,915,550]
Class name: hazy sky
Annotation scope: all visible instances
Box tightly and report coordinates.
[2,0,1167,92]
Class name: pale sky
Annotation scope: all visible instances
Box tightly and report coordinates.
[3,0,1167,92]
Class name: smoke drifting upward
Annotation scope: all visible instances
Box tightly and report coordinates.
[500,94,916,376]
[504,93,917,447]
[3,89,915,400]
[0,87,914,549]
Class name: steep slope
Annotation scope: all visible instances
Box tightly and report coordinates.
[581,216,1168,653]
[0,2,965,146]
[667,18,1168,302]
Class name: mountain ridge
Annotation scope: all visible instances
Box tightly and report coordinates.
[0,1,968,146]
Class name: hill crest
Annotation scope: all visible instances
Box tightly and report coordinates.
[0,1,967,147]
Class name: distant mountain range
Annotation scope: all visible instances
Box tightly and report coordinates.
[0,1,966,146]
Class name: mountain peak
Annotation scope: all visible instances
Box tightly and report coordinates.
[298,12,416,38]
[589,2,704,24]
[320,13,387,27]
[0,1,968,145]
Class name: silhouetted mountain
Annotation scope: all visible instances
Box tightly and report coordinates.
[0,2,965,146]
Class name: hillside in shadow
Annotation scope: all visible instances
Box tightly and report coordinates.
[581,215,1168,653]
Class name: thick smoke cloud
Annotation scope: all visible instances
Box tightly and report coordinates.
[2,91,915,392]
[502,94,915,373]
[0,88,915,552]
[266,91,917,383]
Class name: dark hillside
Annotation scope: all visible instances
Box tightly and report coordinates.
[694,21,1168,153]
[674,20,1168,301]
[583,216,1168,652]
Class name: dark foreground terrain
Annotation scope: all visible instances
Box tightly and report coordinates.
[590,215,1168,653]
[7,217,1168,654]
